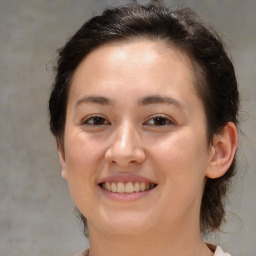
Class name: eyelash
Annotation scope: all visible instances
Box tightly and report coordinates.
[81,115,175,127]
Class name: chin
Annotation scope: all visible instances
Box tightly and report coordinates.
[106,223,150,236]
[94,211,153,236]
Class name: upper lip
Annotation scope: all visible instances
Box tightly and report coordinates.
[98,174,157,185]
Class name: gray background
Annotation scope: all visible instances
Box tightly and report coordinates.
[0,0,255,255]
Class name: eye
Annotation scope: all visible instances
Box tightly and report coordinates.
[144,115,175,126]
[82,115,110,126]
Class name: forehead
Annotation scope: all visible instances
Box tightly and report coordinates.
[78,38,194,71]
[69,38,200,108]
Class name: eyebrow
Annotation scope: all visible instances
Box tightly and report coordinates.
[76,96,113,107]
[138,95,185,109]
[76,94,185,110]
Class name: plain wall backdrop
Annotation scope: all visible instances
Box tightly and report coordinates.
[1,0,255,255]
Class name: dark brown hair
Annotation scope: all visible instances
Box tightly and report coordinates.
[49,2,239,235]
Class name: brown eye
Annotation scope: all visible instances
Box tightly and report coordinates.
[145,116,175,126]
[83,116,110,126]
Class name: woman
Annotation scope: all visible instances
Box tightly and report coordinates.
[49,2,239,255]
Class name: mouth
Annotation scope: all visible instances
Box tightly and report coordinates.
[99,181,157,193]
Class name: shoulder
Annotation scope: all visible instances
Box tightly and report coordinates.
[73,248,89,256]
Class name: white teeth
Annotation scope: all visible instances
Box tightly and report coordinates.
[106,182,111,191]
[117,182,125,193]
[101,181,156,193]
[111,183,117,192]
[140,182,146,192]
[125,182,134,193]
[134,182,140,192]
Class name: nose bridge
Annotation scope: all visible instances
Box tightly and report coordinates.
[114,120,140,155]
[118,121,135,150]
[105,121,145,166]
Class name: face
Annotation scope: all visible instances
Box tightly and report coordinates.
[60,39,213,236]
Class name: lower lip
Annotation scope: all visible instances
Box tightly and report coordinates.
[99,186,156,202]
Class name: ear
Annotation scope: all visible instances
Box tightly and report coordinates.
[57,140,68,180]
[206,122,238,179]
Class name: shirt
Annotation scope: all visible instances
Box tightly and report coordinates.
[75,244,231,256]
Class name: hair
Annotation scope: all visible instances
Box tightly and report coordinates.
[49,1,239,236]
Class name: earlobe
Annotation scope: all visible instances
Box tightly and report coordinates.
[57,141,68,180]
[206,122,238,179]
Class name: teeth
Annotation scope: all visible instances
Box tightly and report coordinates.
[111,183,117,192]
[101,181,156,193]
[140,182,146,192]
[106,182,111,191]
[117,182,125,193]
[125,182,134,193]
[134,182,140,192]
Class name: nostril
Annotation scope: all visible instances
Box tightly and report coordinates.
[104,146,146,167]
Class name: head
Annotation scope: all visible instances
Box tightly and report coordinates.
[49,2,239,236]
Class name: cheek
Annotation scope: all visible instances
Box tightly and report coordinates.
[65,132,102,172]
[151,132,206,165]
[63,133,102,210]
[148,129,209,189]
[63,132,105,202]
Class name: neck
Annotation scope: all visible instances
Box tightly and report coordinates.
[88,222,213,256]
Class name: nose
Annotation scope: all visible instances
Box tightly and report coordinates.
[105,122,146,167]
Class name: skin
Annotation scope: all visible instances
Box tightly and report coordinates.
[58,39,237,256]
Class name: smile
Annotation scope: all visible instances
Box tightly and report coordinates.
[100,181,157,193]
